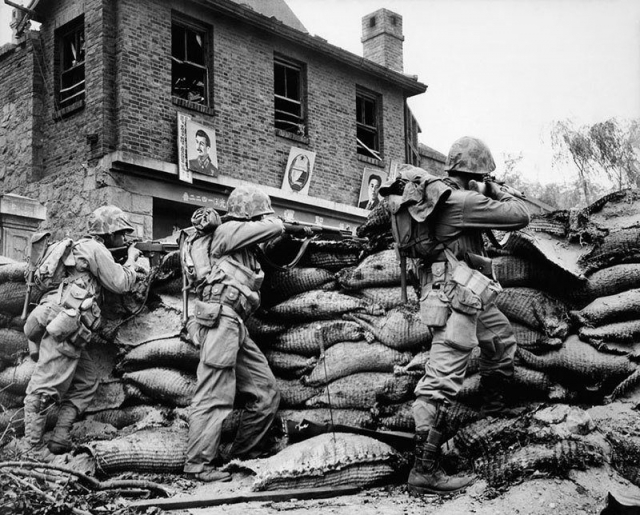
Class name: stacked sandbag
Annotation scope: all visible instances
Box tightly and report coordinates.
[0,259,30,375]
[254,243,431,432]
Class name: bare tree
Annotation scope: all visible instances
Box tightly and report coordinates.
[551,117,640,201]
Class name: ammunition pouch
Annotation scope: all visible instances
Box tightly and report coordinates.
[201,283,252,320]
[450,260,501,307]
[60,283,91,311]
[194,299,222,328]
[69,322,92,346]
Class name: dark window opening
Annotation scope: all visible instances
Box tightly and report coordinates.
[356,89,381,160]
[58,20,85,110]
[153,198,198,239]
[172,23,208,106]
[274,56,306,135]
[369,16,376,27]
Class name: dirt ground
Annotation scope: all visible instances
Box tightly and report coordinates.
[162,465,637,515]
[134,394,640,515]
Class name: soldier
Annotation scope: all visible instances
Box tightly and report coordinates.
[383,137,530,495]
[183,186,283,482]
[22,206,141,459]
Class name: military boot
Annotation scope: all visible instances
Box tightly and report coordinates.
[408,428,475,495]
[22,393,54,462]
[48,403,78,454]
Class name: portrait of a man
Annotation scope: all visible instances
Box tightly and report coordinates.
[358,171,384,210]
[188,128,219,177]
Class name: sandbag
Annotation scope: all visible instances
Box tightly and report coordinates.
[223,433,402,491]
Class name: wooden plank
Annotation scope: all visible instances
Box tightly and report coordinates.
[129,485,361,510]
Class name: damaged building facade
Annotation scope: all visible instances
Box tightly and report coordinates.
[0,0,427,245]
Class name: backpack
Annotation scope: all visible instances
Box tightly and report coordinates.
[381,166,452,261]
[33,238,75,293]
[180,207,222,289]
[180,231,215,288]
[379,165,452,300]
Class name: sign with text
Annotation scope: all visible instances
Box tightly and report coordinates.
[281,147,316,195]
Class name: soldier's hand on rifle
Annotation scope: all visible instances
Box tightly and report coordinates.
[468,179,488,196]
[126,244,142,263]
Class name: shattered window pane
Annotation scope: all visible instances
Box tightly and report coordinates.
[274,56,306,135]
[356,89,381,159]
[58,20,85,109]
[172,23,208,106]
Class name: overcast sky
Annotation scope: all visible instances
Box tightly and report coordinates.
[286,0,640,184]
[2,0,639,185]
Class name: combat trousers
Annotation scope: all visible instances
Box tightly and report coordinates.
[25,333,99,415]
[413,303,516,430]
[184,312,280,474]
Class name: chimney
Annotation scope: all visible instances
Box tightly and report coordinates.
[361,8,404,73]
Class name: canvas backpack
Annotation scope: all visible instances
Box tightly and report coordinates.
[180,231,215,288]
[381,166,453,262]
[379,165,453,300]
[33,238,75,293]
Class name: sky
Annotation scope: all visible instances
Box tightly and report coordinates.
[1,0,639,185]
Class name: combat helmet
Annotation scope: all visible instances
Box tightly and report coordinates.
[444,136,496,175]
[226,186,275,220]
[87,205,135,235]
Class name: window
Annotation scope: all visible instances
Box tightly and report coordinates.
[57,19,85,110]
[172,22,209,106]
[405,104,420,166]
[274,56,306,136]
[356,88,381,160]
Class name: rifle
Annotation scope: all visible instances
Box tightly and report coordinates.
[259,219,365,271]
[480,175,553,213]
[282,219,357,240]
[110,240,179,267]
[21,231,51,320]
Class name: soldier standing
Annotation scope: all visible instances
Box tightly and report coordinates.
[382,137,530,495]
[22,206,141,459]
[183,186,283,482]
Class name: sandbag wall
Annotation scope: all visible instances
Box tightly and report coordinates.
[2,190,640,477]
[0,258,31,423]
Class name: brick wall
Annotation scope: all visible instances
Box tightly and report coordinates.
[1,0,415,235]
[114,1,409,206]
[0,36,40,191]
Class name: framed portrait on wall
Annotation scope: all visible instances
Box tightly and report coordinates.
[178,113,219,182]
[358,168,387,210]
[281,147,316,195]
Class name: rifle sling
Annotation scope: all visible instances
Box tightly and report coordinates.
[257,236,314,272]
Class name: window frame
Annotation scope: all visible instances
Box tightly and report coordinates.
[56,17,86,113]
[171,16,211,108]
[356,87,382,161]
[274,54,307,137]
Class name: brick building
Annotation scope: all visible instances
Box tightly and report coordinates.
[0,0,426,244]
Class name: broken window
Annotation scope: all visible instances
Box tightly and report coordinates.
[274,56,306,135]
[405,103,421,166]
[356,88,381,160]
[172,22,208,105]
[58,19,85,110]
